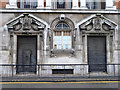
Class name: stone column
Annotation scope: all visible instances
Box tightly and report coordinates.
[72,0,79,9]
[106,0,116,10]
[80,0,88,9]
[37,34,41,64]
[84,34,88,63]
[37,0,44,9]
[12,34,17,65]
[46,0,52,9]
[6,0,17,8]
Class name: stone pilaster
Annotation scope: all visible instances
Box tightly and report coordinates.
[72,0,79,9]
[37,0,44,9]
[80,0,88,9]
[46,0,52,9]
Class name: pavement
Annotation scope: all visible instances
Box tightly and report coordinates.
[1,77,120,89]
[1,76,120,82]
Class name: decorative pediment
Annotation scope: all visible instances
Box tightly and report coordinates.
[78,14,117,32]
[6,13,46,32]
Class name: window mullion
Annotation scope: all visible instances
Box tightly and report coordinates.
[62,23,63,29]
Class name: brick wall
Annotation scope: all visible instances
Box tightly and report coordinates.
[0,0,8,8]
[115,0,120,9]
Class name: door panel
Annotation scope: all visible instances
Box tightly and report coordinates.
[17,36,37,73]
[88,36,106,72]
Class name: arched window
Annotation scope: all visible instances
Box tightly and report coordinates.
[53,22,71,50]
[55,22,70,30]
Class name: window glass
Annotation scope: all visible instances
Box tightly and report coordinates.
[86,0,101,9]
[58,0,64,4]
[52,0,72,9]
[20,0,37,9]
[57,0,65,8]
[55,22,70,30]
[54,22,71,50]
[53,31,71,50]
[66,0,71,9]
[56,23,62,29]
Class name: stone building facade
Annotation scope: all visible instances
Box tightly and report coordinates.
[0,0,120,77]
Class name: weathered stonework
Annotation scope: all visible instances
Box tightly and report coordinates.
[0,10,120,77]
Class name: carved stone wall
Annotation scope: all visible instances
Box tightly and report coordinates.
[0,13,119,76]
[78,14,117,64]
[7,14,45,34]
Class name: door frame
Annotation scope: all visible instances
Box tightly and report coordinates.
[10,34,41,75]
[82,33,113,73]
[16,35,37,74]
[87,36,107,72]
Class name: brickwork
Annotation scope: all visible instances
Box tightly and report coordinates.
[115,0,120,9]
[0,0,8,8]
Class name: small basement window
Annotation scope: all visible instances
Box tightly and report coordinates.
[52,69,73,74]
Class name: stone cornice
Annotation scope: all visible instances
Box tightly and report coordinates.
[0,9,120,14]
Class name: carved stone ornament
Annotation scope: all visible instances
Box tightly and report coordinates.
[7,13,45,32]
[23,14,31,30]
[13,20,22,31]
[94,16,101,30]
[79,14,117,32]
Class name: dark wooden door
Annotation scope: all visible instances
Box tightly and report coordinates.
[17,36,37,73]
[88,36,106,72]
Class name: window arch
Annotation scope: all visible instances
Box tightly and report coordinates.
[53,22,71,50]
[55,22,70,30]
